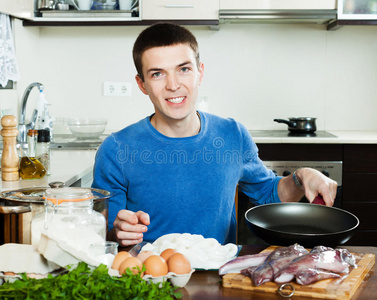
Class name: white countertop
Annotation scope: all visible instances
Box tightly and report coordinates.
[0,150,97,192]
[251,131,377,144]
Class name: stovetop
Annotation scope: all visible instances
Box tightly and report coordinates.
[249,130,337,138]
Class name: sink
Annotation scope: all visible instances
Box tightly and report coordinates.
[50,133,106,149]
[0,134,106,151]
[50,141,101,150]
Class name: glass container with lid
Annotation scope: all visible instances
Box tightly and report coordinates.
[31,187,106,251]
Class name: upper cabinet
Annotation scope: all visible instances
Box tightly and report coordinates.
[0,0,35,20]
[1,0,219,25]
[3,0,376,29]
[220,0,336,10]
[219,0,337,25]
[142,0,219,20]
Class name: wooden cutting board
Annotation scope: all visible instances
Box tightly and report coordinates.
[222,246,375,299]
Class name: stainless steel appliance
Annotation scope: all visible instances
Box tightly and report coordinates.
[237,160,343,245]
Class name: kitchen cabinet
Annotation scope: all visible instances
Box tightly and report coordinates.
[219,0,337,26]
[342,144,377,246]
[142,0,219,20]
[3,0,219,26]
[220,0,337,10]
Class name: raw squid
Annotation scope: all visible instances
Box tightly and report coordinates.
[274,246,353,284]
[295,268,341,285]
[251,244,309,286]
[218,252,270,276]
[240,266,259,277]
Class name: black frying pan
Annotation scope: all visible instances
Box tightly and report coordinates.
[245,203,359,248]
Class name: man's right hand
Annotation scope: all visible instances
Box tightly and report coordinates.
[109,210,150,247]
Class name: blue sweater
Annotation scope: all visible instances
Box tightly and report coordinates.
[92,111,281,244]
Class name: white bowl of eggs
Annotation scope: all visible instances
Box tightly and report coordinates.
[111,248,194,287]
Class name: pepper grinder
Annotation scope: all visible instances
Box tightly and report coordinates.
[1,115,20,181]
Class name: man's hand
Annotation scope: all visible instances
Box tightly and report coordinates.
[278,167,337,206]
[109,210,150,247]
[296,168,338,206]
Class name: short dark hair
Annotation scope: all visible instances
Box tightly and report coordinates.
[133,23,200,81]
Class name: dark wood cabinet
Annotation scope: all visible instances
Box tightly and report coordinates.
[342,144,377,246]
[257,144,342,161]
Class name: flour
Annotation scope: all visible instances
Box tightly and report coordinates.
[32,213,106,256]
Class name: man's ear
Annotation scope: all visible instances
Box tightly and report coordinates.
[198,62,204,86]
[135,74,148,95]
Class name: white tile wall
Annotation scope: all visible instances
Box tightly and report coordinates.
[6,21,377,133]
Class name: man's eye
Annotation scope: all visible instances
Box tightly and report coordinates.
[181,67,190,72]
[152,72,161,78]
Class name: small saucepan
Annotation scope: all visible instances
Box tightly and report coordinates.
[245,203,359,248]
[274,117,317,133]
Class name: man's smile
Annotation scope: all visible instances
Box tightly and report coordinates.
[166,96,186,104]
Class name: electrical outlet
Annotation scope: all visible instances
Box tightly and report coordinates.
[119,82,132,97]
[103,82,132,97]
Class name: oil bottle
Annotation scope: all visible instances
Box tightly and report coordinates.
[19,129,46,179]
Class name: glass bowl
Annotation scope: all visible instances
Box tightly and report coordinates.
[68,118,107,139]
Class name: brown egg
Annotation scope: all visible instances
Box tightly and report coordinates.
[144,255,168,277]
[160,248,176,262]
[167,253,191,274]
[136,250,155,263]
[119,257,143,276]
[112,251,132,270]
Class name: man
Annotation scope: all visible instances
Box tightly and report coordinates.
[92,23,337,247]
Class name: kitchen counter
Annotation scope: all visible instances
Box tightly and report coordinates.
[250,130,377,144]
[180,245,377,300]
[0,150,97,192]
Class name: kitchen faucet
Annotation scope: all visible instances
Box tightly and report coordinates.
[17,82,43,145]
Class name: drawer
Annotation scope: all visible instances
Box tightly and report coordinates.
[343,174,377,202]
[344,144,377,173]
[142,0,219,20]
[257,144,342,161]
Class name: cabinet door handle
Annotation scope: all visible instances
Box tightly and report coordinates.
[164,5,195,8]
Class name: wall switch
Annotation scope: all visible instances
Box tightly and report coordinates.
[103,82,132,97]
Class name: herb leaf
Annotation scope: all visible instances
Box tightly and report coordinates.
[0,262,182,299]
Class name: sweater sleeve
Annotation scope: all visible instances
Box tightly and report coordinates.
[237,123,282,205]
[91,134,128,231]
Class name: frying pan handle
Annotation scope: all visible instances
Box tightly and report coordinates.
[312,195,325,205]
[273,119,295,127]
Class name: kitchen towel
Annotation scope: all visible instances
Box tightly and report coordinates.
[0,13,20,87]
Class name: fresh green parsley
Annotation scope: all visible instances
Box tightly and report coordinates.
[0,262,182,299]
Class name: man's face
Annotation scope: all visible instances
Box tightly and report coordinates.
[136,43,204,122]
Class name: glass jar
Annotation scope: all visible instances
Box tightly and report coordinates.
[31,187,106,251]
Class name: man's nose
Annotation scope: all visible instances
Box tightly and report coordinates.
[166,74,180,91]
